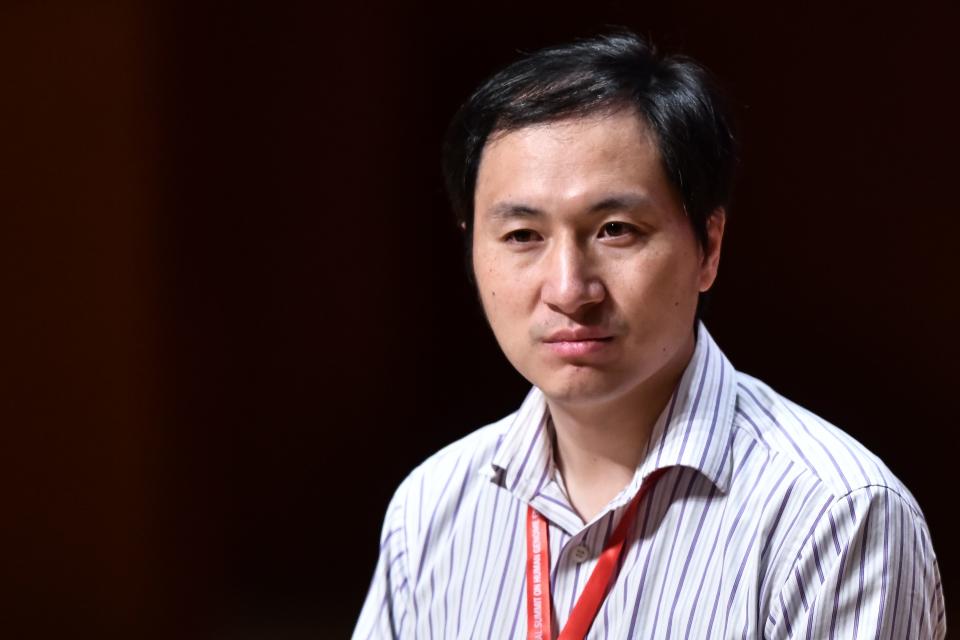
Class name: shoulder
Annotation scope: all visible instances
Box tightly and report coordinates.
[732,371,920,510]
[383,410,516,546]
[727,374,944,636]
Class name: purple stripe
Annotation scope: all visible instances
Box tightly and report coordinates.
[902,515,918,637]
[845,494,858,522]
[760,477,823,595]
[600,508,615,545]
[676,345,711,463]
[780,494,834,590]
[442,461,473,635]
[828,511,842,554]
[417,472,425,531]
[725,520,763,638]
[916,527,930,635]
[681,500,724,640]
[734,408,769,445]
[534,491,579,517]
[759,474,801,565]
[738,383,818,472]
[567,557,583,620]
[722,461,795,635]
[646,470,691,639]
[455,490,480,636]
[625,476,668,636]
[780,592,794,637]
[787,404,876,522]
[683,437,756,640]
[654,385,682,466]
[551,530,569,596]
[805,596,816,639]
[506,575,525,639]
[694,358,726,477]
[781,401,853,492]
[443,539,453,633]
[731,438,759,481]
[888,500,906,637]
[388,550,407,575]
[491,432,507,458]
[705,452,772,637]
[380,527,403,551]
[417,455,463,581]
[803,496,836,552]
[852,490,874,638]
[485,499,523,640]
[795,567,809,611]
[509,415,546,491]
[443,464,476,633]
[649,470,696,639]
[872,490,891,638]
[828,544,850,640]
[661,420,736,637]
[427,572,435,640]
[589,512,616,628]
[824,422,873,488]
[465,484,503,639]
[665,479,720,640]
[812,537,825,583]
[367,590,391,640]
[533,463,550,495]
[408,480,420,624]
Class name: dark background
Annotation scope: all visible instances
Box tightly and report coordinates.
[2,1,956,637]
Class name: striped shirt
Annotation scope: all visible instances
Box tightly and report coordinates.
[355,323,946,639]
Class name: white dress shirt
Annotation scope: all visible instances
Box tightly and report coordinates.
[355,323,945,639]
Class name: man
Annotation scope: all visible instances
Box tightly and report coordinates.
[354,32,945,639]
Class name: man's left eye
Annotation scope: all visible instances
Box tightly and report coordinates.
[598,221,633,238]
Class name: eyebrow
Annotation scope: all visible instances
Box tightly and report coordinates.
[486,192,652,220]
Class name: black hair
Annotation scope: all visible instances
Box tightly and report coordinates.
[441,30,737,262]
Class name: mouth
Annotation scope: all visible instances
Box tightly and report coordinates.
[542,335,614,358]
[543,328,613,342]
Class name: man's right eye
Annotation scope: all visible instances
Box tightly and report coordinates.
[503,229,540,243]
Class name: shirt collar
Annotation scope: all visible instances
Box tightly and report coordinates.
[485,322,738,511]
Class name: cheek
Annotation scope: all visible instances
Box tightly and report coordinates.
[474,261,496,304]
[619,248,700,313]
[480,279,521,327]
[475,261,514,329]
[474,246,529,312]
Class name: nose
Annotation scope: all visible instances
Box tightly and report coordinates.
[540,236,605,316]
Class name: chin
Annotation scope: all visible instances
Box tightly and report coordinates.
[535,369,628,406]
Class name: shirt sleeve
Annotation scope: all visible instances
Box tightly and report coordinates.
[766,485,946,639]
[352,483,412,640]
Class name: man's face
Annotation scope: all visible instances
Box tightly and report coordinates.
[472,110,723,409]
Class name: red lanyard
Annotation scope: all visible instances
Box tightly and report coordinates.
[525,469,665,640]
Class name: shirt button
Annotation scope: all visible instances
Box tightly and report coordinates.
[571,545,590,563]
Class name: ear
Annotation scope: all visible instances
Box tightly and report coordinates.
[698,208,726,293]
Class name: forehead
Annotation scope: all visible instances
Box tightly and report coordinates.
[474,110,673,215]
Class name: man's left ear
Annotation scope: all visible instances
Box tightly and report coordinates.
[698,208,726,293]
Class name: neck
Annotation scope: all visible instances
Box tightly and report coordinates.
[548,333,695,521]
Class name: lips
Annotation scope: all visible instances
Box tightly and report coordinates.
[543,328,613,342]
[542,328,615,359]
